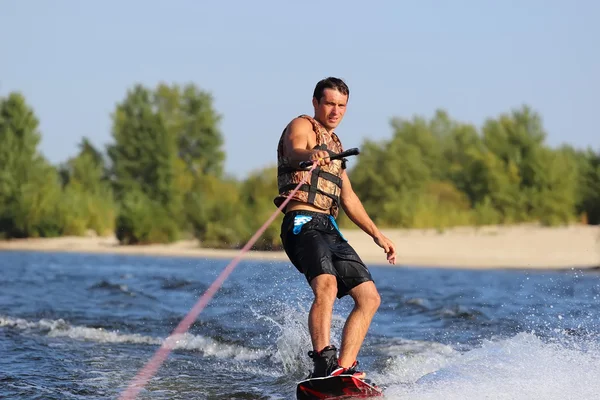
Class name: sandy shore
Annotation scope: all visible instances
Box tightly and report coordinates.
[1,224,598,270]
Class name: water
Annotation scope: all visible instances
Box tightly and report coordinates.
[1,250,600,399]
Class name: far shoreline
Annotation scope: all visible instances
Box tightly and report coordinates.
[1,224,598,270]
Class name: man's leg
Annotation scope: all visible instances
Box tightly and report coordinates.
[308,273,338,352]
[338,281,381,368]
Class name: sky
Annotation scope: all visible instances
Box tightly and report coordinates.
[1,0,598,178]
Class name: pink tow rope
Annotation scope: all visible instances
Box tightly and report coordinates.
[118,163,318,400]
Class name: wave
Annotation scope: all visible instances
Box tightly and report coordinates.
[0,315,267,361]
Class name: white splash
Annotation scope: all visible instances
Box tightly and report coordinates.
[249,301,349,377]
[378,332,600,400]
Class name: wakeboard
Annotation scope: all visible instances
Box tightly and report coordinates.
[296,375,384,399]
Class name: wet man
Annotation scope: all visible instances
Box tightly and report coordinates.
[274,77,397,379]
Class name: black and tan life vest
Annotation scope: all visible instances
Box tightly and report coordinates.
[273,114,346,218]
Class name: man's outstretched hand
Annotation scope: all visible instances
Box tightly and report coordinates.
[373,233,397,265]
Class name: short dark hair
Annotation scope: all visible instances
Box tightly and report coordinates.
[313,77,349,102]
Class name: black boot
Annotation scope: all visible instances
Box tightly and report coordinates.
[307,345,339,378]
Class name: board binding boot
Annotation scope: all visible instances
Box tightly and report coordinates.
[297,345,383,399]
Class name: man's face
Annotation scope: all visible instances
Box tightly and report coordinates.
[312,88,348,130]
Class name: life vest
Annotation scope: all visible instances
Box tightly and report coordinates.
[273,114,346,218]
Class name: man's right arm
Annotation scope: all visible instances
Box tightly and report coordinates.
[283,118,330,167]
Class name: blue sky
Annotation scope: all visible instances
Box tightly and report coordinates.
[1,0,598,178]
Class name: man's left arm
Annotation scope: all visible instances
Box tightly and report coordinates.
[339,170,397,264]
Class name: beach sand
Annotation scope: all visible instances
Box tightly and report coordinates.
[1,224,598,270]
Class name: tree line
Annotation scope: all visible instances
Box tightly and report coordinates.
[0,83,598,250]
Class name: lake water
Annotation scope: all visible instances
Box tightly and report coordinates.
[1,250,600,399]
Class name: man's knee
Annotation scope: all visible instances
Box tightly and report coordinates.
[362,289,381,313]
[352,282,381,313]
[310,274,338,302]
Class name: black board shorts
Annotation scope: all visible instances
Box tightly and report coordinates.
[280,210,374,299]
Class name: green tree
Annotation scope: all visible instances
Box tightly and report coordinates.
[480,106,578,225]
[349,110,478,228]
[106,82,226,244]
[154,83,225,177]
[578,149,600,224]
[152,82,226,234]
[459,146,523,223]
[346,105,583,229]
[238,166,283,250]
[0,92,63,238]
[60,138,116,236]
[186,174,247,248]
[107,84,179,244]
[527,147,578,225]
[349,135,432,227]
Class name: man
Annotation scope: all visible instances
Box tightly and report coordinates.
[274,77,397,380]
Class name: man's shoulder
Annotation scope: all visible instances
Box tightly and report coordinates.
[289,114,313,126]
[285,115,315,134]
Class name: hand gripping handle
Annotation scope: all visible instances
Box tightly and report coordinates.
[298,147,360,168]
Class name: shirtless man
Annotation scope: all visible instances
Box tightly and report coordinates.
[274,77,397,379]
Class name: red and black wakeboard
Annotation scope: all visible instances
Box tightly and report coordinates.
[296,375,384,399]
